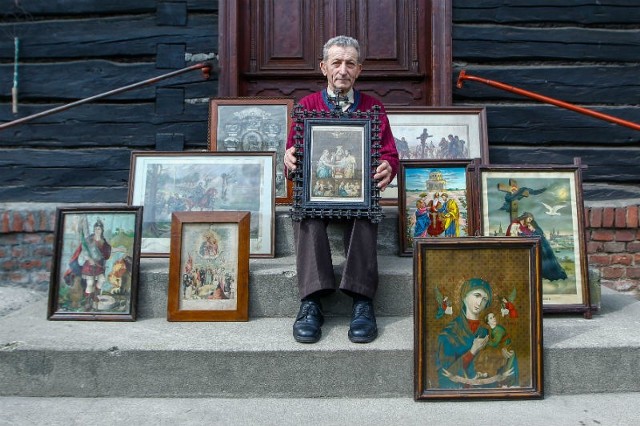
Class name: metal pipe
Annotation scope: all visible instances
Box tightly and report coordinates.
[456,70,640,132]
[0,62,213,131]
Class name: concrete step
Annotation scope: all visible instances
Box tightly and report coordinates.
[1,393,639,426]
[1,287,639,399]
[139,255,414,319]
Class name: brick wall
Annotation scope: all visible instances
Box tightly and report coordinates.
[1,203,639,297]
[585,204,640,294]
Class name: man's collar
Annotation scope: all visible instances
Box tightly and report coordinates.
[327,88,354,108]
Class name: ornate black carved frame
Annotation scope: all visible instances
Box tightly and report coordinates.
[290,104,383,223]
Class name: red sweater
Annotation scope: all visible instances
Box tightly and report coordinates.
[285,89,399,181]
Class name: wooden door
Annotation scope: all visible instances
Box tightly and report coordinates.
[219,0,451,106]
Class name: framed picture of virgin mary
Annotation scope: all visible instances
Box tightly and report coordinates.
[414,237,544,400]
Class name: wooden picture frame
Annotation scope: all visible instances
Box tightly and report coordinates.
[208,97,294,204]
[383,107,489,205]
[398,159,476,256]
[128,151,275,258]
[47,206,143,321]
[414,237,544,400]
[167,211,250,322]
[477,161,591,316]
[290,107,384,223]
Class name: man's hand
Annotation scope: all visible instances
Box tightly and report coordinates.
[284,146,297,173]
[374,160,393,191]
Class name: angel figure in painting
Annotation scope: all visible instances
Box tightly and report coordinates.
[500,289,518,318]
[435,286,453,319]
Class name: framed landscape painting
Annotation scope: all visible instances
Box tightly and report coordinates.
[48,206,143,321]
[208,97,293,204]
[414,237,544,400]
[167,211,250,322]
[384,107,488,205]
[398,159,475,256]
[128,152,275,258]
[478,162,591,316]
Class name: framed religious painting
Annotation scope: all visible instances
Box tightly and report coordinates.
[289,106,384,223]
[414,237,544,400]
[167,211,249,322]
[397,159,476,256]
[208,97,294,204]
[47,206,143,321]
[383,107,488,205]
[128,151,275,258]
[478,161,592,316]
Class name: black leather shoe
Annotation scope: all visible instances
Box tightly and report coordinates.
[293,299,324,343]
[348,299,378,343]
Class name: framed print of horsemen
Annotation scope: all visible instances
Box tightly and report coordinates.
[128,152,275,258]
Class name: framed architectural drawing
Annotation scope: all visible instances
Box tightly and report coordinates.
[478,161,591,316]
[167,211,250,322]
[208,97,293,204]
[384,107,488,205]
[398,159,475,256]
[48,206,143,321]
[128,151,275,258]
[414,237,544,400]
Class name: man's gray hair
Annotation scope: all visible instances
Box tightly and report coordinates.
[323,35,360,62]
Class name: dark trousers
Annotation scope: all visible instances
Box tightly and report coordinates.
[292,218,379,300]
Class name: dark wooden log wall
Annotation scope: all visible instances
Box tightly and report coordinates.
[452,0,640,200]
[0,0,219,202]
[0,0,638,202]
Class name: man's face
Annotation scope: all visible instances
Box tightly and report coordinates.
[320,45,362,93]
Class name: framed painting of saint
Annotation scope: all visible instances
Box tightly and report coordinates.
[397,159,476,256]
[414,237,544,400]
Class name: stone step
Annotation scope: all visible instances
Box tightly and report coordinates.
[1,393,639,426]
[1,287,639,399]
[139,255,414,319]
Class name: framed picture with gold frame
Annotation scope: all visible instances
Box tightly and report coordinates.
[414,237,544,400]
[167,211,250,322]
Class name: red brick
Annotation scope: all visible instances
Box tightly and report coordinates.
[11,247,25,258]
[583,208,590,228]
[20,259,43,270]
[8,272,29,284]
[603,241,626,253]
[611,254,633,266]
[614,208,627,228]
[628,242,640,253]
[602,266,625,279]
[586,241,604,254]
[23,234,43,244]
[588,254,611,266]
[602,207,615,227]
[590,207,603,228]
[626,267,640,279]
[626,205,639,228]
[1,212,10,233]
[2,260,18,270]
[634,254,640,263]
[11,212,23,232]
[591,229,615,242]
[24,213,36,232]
[615,229,637,242]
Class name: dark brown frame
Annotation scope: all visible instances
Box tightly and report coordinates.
[208,97,294,204]
[47,206,143,321]
[128,151,276,258]
[383,106,489,206]
[414,237,544,400]
[167,211,250,322]
[476,159,592,317]
[398,159,477,256]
